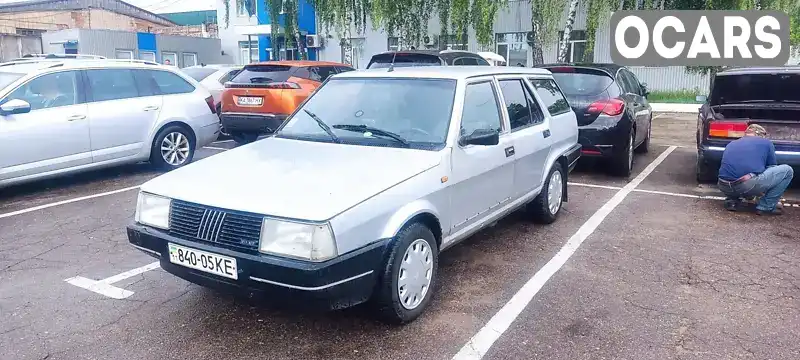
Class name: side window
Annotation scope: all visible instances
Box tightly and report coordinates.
[622,69,643,95]
[460,81,503,137]
[5,71,79,111]
[498,79,544,131]
[86,69,139,102]
[132,70,158,97]
[149,70,195,95]
[220,69,241,84]
[617,70,639,95]
[307,66,338,82]
[474,56,490,65]
[453,57,478,66]
[336,66,355,73]
[528,78,571,116]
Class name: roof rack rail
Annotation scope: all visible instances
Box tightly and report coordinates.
[19,53,106,60]
[0,59,66,67]
[87,59,159,66]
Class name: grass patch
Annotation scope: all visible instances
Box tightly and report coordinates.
[647,90,702,104]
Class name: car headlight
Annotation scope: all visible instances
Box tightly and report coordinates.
[259,219,337,262]
[135,192,171,230]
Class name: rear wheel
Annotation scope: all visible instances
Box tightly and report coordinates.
[612,129,635,177]
[231,132,258,146]
[151,125,195,170]
[696,158,717,183]
[529,162,565,224]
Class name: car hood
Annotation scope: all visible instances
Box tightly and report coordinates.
[140,137,442,221]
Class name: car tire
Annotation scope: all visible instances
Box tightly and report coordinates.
[612,129,635,177]
[696,158,717,183]
[635,118,651,154]
[150,125,195,171]
[231,132,258,146]
[529,162,565,224]
[373,222,439,325]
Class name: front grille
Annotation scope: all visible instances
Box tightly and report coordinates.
[169,200,262,251]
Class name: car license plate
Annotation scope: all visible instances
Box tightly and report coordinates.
[237,96,263,106]
[168,243,238,280]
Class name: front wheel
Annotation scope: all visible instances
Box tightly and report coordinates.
[373,222,439,324]
[150,125,195,170]
[529,162,565,224]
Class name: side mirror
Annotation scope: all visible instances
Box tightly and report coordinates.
[0,99,31,115]
[695,95,708,103]
[459,128,500,146]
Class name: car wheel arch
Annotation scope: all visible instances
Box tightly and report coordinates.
[382,206,443,250]
[152,121,197,148]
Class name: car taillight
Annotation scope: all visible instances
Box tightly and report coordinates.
[708,121,747,138]
[205,96,216,114]
[263,82,301,89]
[587,98,625,116]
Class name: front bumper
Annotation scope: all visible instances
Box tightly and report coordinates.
[220,113,288,134]
[127,224,388,311]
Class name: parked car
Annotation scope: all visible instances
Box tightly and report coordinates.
[366,50,491,69]
[695,66,800,182]
[181,64,243,113]
[127,66,581,324]
[537,63,653,176]
[219,60,355,145]
[0,59,220,188]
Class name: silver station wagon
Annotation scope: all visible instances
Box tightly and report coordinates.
[128,66,581,324]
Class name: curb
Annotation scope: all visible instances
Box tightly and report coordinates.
[650,103,701,113]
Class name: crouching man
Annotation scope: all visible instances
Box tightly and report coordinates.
[717,124,794,215]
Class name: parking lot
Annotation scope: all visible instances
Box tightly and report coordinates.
[1,112,798,360]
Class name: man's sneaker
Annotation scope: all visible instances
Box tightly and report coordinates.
[756,208,783,216]
[724,199,741,211]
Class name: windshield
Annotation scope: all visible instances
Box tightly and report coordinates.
[0,72,23,90]
[711,73,800,105]
[277,78,457,149]
[182,67,218,82]
[367,54,442,69]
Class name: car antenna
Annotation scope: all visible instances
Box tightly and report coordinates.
[388,50,398,72]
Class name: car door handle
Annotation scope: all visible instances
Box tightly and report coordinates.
[143,106,160,111]
[505,146,515,157]
[543,129,551,138]
[67,115,86,121]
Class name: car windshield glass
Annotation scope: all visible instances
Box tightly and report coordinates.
[0,72,23,90]
[367,54,442,69]
[231,65,292,83]
[550,71,614,97]
[277,78,457,149]
[181,67,218,81]
[711,73,800,105]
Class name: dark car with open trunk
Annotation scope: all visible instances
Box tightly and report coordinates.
[696,67,800,182]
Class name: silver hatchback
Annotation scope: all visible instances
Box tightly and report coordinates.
[0,59,221,188]
[128,66,581,324]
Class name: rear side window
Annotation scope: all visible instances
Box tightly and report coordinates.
[498,79,544,131]
[148,70,195,95]
[86,69,139,102]
[461,81,503,136]
[335,66,355,73]
[453,57,479,66]
[367,53,441,69]
[182,67,217,82]
[232,65,293,84]
[528,78,571,116]
[304,66,338,82]
[219,69,241,83]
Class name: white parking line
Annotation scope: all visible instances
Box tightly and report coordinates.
[452,146,677,360]
[212,139,234,144]
[203,146,230,151]
[65,261,160,299]
[0,185,141,220]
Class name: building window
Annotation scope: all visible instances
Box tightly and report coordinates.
[443,35,468,51]
[341,38,365,68]
[239,41,258,64]
[139,51,156,62]
[496,32,529,67]
[115,49,134,59]
[182,53,198,68]
[388,37,403,51]
[236,0,255,17]
[162,52,177,66]
[558,30,587,62]
[16,28,44,36]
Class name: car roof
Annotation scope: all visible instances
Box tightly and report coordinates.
[0,59,180,76]
[333,66,552,80]
[716,66,800,76]
[246,60,351,67]
[371,49,484,61]
[537,62,624,77]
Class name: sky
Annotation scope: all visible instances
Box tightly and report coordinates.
[0,0,217,14]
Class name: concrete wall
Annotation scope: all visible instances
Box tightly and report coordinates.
[0,9,169,34]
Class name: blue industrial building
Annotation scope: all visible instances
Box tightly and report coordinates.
[232,0,318,62]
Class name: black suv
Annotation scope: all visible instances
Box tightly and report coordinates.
[367,50,490,69]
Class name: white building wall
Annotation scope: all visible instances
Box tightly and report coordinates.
[216,0,259,65]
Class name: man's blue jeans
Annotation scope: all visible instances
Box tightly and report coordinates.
[718,165,795,211]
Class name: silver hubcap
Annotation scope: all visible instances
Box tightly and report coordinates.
[161,132,190,166]
[398,239,433,310]
[547,170,563,215]
[628,133,634,168]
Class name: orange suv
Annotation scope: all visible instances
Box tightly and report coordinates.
[220,61,354,144]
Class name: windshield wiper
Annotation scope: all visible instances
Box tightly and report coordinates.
[303,109,340,143]
[332,124,410,146]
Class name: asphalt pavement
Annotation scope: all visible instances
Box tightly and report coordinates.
[1,114,798,360]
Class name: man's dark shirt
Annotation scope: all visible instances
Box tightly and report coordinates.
[718,136,777,181]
